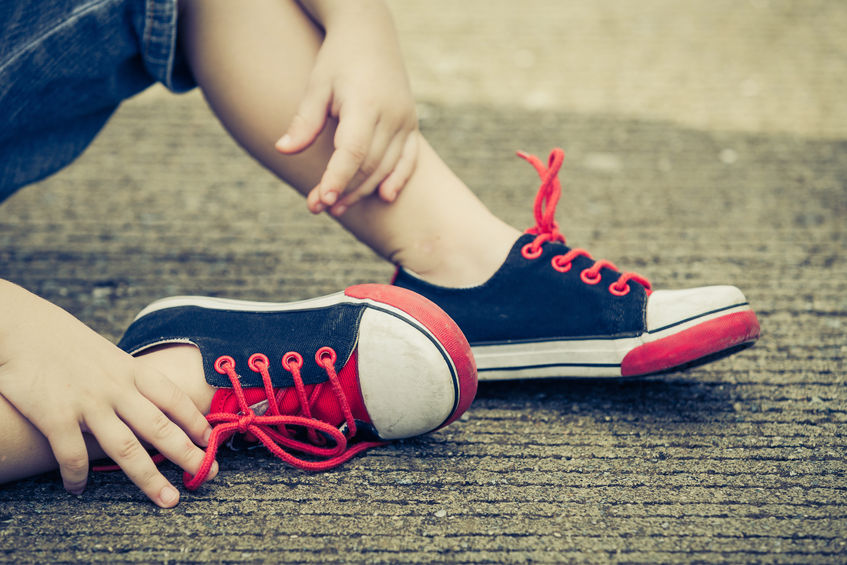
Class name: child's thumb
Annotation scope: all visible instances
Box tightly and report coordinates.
[275,86,331,154]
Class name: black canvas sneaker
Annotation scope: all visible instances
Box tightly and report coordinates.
[393,149,760,380]
[117,284,477,489]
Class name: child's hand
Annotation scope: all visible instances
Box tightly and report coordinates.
[0,281,214,507]
[275,0,418,216]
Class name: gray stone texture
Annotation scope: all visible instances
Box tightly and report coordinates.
[1,1,845,563]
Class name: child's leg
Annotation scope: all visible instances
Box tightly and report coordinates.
[179,0,520,288]
[179,0,760,381]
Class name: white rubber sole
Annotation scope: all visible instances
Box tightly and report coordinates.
[472,298,759,381]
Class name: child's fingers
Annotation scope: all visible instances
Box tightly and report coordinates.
[329,133,404,215]
[133,362,211,447]
[342,125,393,193]
[275,82,332,155]
[87,411,182,508]
[306,186,325,214]
[377,132,419,203]
[340,125,397,195]
[116,391,212,483]
[46,426,91,495]
[318,111,377,204]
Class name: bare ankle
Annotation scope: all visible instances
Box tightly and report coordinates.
[394,223,520,287]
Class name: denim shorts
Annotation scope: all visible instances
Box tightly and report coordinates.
[0,0,196,202]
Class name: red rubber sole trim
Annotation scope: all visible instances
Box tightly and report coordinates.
[344,284,478,427]
[620,310,761,377]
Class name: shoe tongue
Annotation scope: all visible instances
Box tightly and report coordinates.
[208,349,368,427]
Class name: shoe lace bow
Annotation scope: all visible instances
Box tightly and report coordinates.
[518,148,652,296]
[184,347,382,490]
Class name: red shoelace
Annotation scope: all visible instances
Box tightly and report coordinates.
[184,346,382,490]
[518,148,652,297]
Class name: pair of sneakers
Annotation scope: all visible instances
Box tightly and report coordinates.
[118,148,760,489]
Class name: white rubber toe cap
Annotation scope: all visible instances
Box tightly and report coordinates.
[646,285,749,333]
[355,308,457,440]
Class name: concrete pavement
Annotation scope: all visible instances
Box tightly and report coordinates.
[1,1,845,563]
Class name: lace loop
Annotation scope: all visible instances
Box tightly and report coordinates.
[551,248,592,273]
[517,148,652,296]
[281,350,322,445]
[183,349,382,491]
[518,149,566,245]
[315,346,357,440]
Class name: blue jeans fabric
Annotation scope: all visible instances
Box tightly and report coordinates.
[0,0,196,201]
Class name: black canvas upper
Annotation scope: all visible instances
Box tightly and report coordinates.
[118,302,367,388]
[393,234,648,345]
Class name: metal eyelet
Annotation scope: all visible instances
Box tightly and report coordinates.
[214,355,236,374]
[282,351,304,371]
[248,353,270,372]
[580,270,602,285]
[551,255,572,273]
[315,346,337,366]
[521,243,543,260]
[609,282,630,296]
